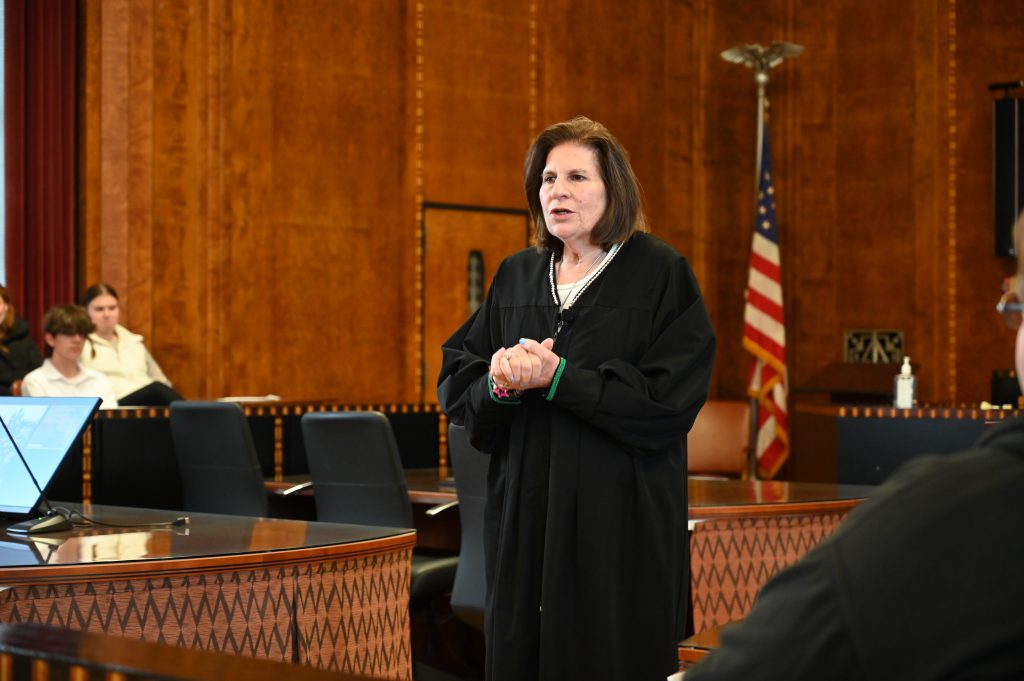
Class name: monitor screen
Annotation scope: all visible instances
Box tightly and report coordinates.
[0,397,100,515]
[0,538,46,565]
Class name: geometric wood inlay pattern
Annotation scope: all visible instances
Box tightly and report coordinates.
[0,549,412,680]
[689,512,849,632]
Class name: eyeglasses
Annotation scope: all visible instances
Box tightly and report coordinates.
[997,300,1024,314]
[998,293,1024,329]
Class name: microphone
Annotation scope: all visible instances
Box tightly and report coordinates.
[0,414,73,535]
[554,307,577,341]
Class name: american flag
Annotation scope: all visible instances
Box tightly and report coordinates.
[742,126,788,479]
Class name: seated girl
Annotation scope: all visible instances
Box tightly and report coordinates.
[22,304,118,409]
[0,284,43,395]
[80,284,182,406]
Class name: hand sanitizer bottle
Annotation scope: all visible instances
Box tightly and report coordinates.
[893,356,916,409]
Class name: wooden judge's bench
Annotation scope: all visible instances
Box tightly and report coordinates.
[790,362,1019,484]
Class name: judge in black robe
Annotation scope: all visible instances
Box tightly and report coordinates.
[438,117,716,681]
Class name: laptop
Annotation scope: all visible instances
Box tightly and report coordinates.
[0,396,101,533]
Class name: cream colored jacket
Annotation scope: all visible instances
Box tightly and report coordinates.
[82,324,172,399]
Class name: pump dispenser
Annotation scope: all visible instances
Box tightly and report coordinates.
[893,356,916,409]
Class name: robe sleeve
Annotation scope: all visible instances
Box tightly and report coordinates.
[547,256,716,452]
[437,263,519,454]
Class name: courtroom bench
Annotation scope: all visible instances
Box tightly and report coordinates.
[791,403,1020,484]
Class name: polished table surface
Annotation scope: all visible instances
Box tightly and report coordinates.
[272,468,876,513]
[687,477,874,518]
[0,505,417,678]
[0,504,414,576]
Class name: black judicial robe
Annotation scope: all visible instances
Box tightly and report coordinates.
[438,233,716,681]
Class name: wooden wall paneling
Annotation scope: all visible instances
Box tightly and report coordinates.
[78,0,102,291]
[909,0,949,405]
[125,0,156,340]
[953,0,1024,405]
[704,0,786,401]
[81,0,162,367]
[786,0,839,473]
[236,0,409,401]
[659,0,720,394]
[410,0,426,403]
[208,0,272,399]
[833,3,917,368]
[421,1,532,210]
[789,0,838,395]
[95,0,131,295]
[666,0,713,295]
[423,207,530,403]
[73,0,1024,411]
[149,0,216,400]
[535,0,667,229]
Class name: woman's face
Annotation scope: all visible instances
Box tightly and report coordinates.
[540,143,607,249]
[86,294,119,335]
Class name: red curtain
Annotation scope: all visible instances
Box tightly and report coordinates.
[5,0,76,344]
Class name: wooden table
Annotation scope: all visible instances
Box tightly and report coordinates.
[0,505,416,680]
[687,477,872,632]
[271,470,874,633]
[678,624,722,668]
[268,469,459,552]
[0,622,377,680]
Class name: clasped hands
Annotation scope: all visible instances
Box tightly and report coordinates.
[490,338,560,391]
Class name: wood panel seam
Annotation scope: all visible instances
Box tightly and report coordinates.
[947,0,958,402]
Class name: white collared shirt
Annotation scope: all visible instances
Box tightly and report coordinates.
[22,359,119,409]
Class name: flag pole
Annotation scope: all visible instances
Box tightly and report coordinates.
[721,41,803,479]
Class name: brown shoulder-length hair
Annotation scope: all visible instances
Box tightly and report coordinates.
[523,116,648,256]
[0,285,15,352]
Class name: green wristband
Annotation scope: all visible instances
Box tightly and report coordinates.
[545,358,567,402]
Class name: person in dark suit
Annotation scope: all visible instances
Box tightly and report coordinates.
[684,213,1024,680]
[0,284,43,395]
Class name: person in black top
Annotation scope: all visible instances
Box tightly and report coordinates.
[0,284,42,395]
[438,116,716,681]
[685,213,1024,681]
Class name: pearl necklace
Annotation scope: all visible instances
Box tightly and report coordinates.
[548,241,622,310]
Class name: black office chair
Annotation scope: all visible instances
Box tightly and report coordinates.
[169,401,269,517]
[300,411,458,604]
[446,424,488,631]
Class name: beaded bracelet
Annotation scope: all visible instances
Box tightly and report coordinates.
[488,375,523,404]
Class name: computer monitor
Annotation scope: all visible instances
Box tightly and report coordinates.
[0,396,100,516]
